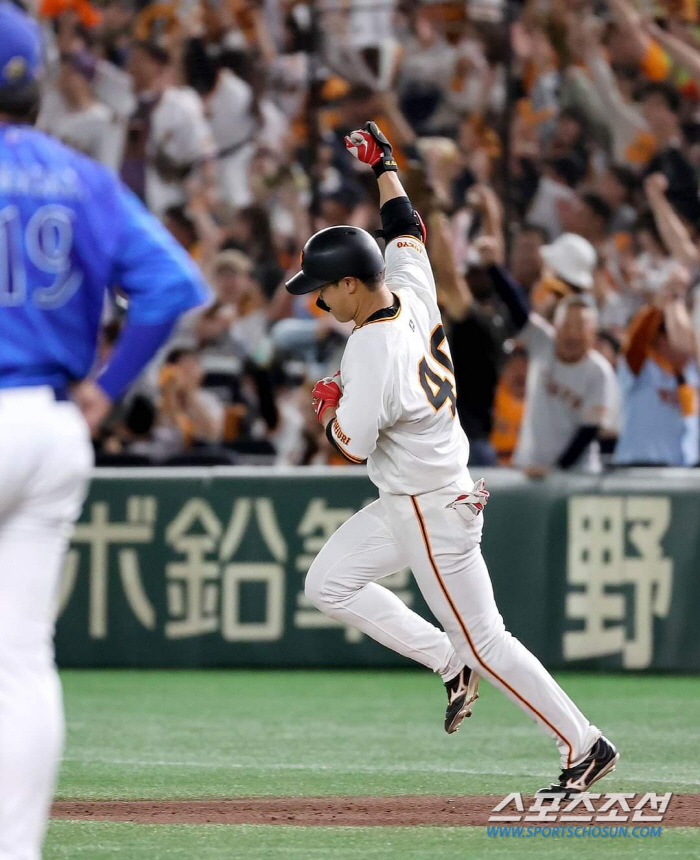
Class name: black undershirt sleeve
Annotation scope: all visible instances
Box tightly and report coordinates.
[485,264,530,331]
[557,425,599,469]
[325,419,367,463]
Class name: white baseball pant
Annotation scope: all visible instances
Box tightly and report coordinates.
[0,388,92,860]
[305,473,601,769]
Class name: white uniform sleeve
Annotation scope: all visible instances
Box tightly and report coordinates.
[330,332,397,463]
[581,360,616,427]
[384,236,436,304]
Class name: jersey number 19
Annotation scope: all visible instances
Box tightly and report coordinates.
[0,204,82,310]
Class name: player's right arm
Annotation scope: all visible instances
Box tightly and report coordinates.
[312,332,397,464]
[81,172,208,428]
[344,122,436,303]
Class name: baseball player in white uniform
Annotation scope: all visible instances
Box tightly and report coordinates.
[286,122,619,795]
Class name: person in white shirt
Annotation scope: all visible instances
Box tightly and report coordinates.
[514,299,619,474]
[38,51,123,169]
[121,41,216,217]
[285,122,619,796]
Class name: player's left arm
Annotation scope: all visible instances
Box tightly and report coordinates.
[345,123,435,302]
[313,336,396,464]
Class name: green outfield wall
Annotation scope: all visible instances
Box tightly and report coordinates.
[54,467,700,671]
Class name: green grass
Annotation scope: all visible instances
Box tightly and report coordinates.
[45,822,700,860]
[58,670,700,799]
[44,670,700,858]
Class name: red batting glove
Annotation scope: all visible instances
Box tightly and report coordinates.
[344,121,398,178]
[311,373,341,424]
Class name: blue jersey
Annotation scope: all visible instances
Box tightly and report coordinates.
[0,123,207,393]
[614,356,699,466]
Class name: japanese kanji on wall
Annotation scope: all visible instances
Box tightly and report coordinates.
[54,471,700,670]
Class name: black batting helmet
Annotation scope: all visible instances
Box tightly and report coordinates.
[286,226,384,295]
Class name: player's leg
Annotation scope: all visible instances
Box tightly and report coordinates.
[0,396,92,860]
[305,499,462,680]
[381,485,601,770]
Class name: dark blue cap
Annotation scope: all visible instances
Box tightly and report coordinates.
[0,3,43,91]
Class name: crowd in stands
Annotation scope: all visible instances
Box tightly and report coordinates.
[24,0,700,469]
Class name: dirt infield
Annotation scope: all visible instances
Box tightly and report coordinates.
[52,794,700,827]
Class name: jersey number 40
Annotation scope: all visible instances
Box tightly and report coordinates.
[418,324,456,417]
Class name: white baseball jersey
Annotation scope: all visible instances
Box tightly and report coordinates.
[330,235,471,494]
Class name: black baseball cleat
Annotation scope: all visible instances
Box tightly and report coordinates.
[537,736,620,796]
[444,667,480,734]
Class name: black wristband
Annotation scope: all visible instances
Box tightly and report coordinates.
[372,156,398,178]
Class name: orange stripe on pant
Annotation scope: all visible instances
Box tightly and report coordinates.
[410,495,575,768]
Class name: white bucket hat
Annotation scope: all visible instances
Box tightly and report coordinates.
[539,233,597,290]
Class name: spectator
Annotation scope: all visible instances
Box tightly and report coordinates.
[223,205,285,298]
[489,345,527,466]
[640,82,700,223]
[596,330,622,370]
[19,0,700,473]
[576,14,652,168]
[514,297,618,475]
[183,39,289,209]
[530,233,598,319]
[631,211,678,301]
[430,203,513,467]
[40,50,122,167]
[158,348,225,449]
[194,251,268,359]
[526,155,586,240]
[614,276,699,466]
[509,225,547,293]
[593,165,639,235]
[559,192,614,249]
[397,12,456,135]
[121,41,215,216]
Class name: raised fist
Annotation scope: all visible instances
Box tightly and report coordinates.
[344,121,398,177]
